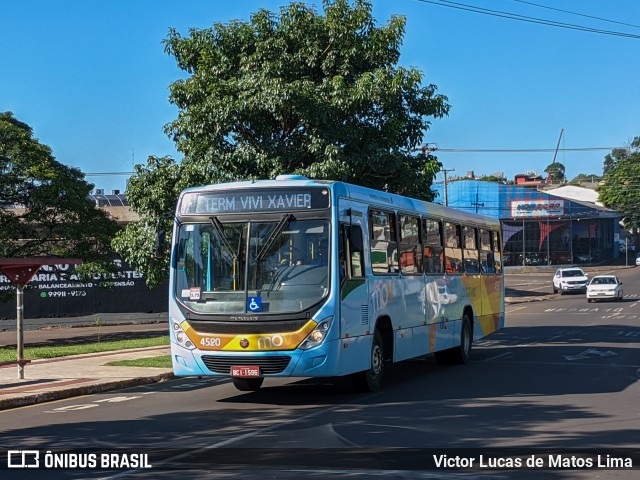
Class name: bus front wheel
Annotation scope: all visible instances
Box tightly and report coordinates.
[353,329,384,392]
[232,377,264,392]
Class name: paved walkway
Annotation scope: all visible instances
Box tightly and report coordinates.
[0,321,171,410]
[0,345,172,410]
[1,263,634,411]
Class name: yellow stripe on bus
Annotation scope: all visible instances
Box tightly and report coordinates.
[181,319,317,352]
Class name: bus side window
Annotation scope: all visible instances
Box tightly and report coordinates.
[423,218,443,274]
[369,209,398,274]
[463,226,479,274]
[444,222,463,274]
[479,228,494,274]
[340,224,364,280]
[348,225,364,278]
[493,230,502,274]
[399,214,422,274]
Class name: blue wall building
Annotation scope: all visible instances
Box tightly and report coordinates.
[431,180,620,266]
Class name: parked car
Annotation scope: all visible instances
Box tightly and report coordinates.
[552,268,589,294]
[586,275,624,303]
[574,253,593,263]
[636,254,640,267]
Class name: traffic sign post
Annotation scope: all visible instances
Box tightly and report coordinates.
[0,258,82,379]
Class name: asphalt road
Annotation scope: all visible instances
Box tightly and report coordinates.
[1,268,639,479]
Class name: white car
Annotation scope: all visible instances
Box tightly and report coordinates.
[552,268,588,294]
[636,254,640,267]
[586,275,623,303]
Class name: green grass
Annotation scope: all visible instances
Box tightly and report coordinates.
[0,336,169,362]
[106,355,172,368]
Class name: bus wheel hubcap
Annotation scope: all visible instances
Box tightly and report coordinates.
[372,345,383,376]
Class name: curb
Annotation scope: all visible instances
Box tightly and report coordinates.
[506,294,556,305]
[0,372,175,411]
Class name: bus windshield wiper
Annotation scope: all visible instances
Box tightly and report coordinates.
[209,216,237,259]
[256,214,295,262]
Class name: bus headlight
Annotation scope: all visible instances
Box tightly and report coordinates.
[172,319,195,350]
[299,317,333,350]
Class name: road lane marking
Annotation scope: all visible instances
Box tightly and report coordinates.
[97,388,385,480]
[484,352,513,362]
[94,396,143,403]
[564,348,617,361]
[45,404,99,412]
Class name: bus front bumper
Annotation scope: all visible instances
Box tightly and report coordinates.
[170,339,346,378]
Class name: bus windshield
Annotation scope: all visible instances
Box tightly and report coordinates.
[174,218,330,315]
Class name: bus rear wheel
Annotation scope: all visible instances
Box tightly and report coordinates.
[451,315,472,364]
[353,329,384,392]
[232,377,264,392]
[434,315,472,365]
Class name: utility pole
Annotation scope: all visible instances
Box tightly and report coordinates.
[418,143,453,206]
[472,184,484,213]
[442,167,455,206]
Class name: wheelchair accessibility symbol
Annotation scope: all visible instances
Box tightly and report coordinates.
[247,296,263,312]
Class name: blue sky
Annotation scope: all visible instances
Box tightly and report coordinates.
[2,0,639,193]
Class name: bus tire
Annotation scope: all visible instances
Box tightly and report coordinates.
[451,315,472,365]
[353,329,384,392]
[434,314,472,365]
[232,377,264,392]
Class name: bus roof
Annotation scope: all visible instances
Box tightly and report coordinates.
[180,176,500,228]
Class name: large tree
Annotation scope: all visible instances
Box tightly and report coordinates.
[0,112,119,271]
[112,155,180,287]
[544,161,565,183]
[598,138,640,241]
[116,0,450,286]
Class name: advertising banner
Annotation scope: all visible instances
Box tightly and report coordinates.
[0,258,167,319]
[511,199,564,218]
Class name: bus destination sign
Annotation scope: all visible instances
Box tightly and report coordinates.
[180,188,330,215]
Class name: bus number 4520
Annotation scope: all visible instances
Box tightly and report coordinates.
[200,337,221,347]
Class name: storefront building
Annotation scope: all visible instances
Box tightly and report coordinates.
[431,180,620,266]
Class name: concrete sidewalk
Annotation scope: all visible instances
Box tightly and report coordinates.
[0,321,172,410]
[0,345,173,410]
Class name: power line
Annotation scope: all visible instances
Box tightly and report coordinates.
[511,0,640,30]
[435,147,622,153]
[414,0,640,39]
[419,146,626,153]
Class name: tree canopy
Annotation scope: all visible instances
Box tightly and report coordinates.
[163,0,448,194]
[544,161,565,183]
[0,112,119,268]
[598,138,640,238]
[116,0,450,286]
[569,173,602,184]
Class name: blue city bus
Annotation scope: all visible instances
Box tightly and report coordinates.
[168,175,504,391]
